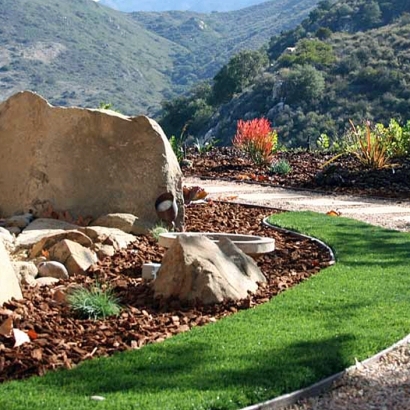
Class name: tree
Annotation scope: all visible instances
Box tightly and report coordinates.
[211,50,269,105]
[278,39,335,69]
[359,1,382,29]
[282,64,325,105]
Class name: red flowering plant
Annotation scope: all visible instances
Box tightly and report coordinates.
[233,118,278,166]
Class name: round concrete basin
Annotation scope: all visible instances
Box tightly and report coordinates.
[158,232,275,255]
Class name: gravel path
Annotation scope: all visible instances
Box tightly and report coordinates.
[185,177,410,232]
[185,177,410,410]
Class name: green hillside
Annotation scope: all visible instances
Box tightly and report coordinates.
[159,0,410,147]
[0,0,319,115]
[131,0,319,83]
[0,0,188,114]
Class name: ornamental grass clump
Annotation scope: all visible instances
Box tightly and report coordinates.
[67,284,121,320]
[233,118,278,166]
[270,159,292,175]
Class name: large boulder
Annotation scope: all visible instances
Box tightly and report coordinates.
[153,235,266,305]
[0,91,184,228]
[0,240,22,306]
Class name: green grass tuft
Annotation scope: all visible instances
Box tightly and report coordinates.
[67,285,121,320]
[1,211,409,410]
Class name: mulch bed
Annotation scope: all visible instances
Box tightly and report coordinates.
[0,202,333,383]
[183,148,410,199]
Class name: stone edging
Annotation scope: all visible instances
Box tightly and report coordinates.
[238,218,408,409]
[262,218,336,266]
[241,333,410,410]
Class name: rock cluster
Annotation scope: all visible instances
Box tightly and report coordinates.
[0,212,140,304]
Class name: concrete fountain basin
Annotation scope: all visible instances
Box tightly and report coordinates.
[158,232,275,256]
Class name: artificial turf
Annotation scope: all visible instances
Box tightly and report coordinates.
[0,211,409,410]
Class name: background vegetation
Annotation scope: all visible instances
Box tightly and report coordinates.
[160,0,410,148]
[0,0,318,115]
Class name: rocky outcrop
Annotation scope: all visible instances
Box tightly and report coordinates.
[153,234,266,304]
[0,240,22,306]
[0,91,184,229]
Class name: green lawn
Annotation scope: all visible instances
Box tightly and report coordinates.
[1,211,409,410]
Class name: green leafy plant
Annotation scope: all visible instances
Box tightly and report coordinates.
[316,133,330,151]
[193,137,218,154]
[233,118,278,166]
[169,124,188,163]
[323,120,397,170]
[374,119,410,157]
[269,159,292,175]
[149,222,169,241]
[67,284,121,320]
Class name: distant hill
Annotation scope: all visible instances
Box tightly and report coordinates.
[98,0,265,13]
[0,0,186,114]
[0,0,318,115]
[160,0,410,147]
[131,0,319,83]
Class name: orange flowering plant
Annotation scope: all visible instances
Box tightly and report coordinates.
[233,118,278,166]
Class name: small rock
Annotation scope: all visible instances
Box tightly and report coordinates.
[90,396,105,401]
[94,243,116,259]
[6,226,21,235]
[37,261,69,280]
[20,271,37,287]
[49,239,97,275]
[35,277,60,287]
[90,213,141,234]
[12,261,38,281]
[5,213,33,229]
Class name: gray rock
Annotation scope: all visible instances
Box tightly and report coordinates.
[6,226,21,235]
[5,213,33,229]
[37,261,69,280]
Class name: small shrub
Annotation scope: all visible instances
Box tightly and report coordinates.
[233,118,278,166]
[347,120,391,169]
[270,159,292,175]
[67,285,121,320]
[316,133,330,151]
[150,223,169,241]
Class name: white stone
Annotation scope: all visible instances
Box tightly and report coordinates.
[0,240,22,305]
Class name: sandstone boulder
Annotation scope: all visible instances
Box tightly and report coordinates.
[49,239,97,275]
[16,218,81,249]
[0,240,22,305]
[30,230,93,258]
[79,226,136,250]
[90,213,147,235]
[153,235,266,305]
[0,91,184,229]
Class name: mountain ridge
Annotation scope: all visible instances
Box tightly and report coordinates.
[99,0,266,13]
[0,0,318,114]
